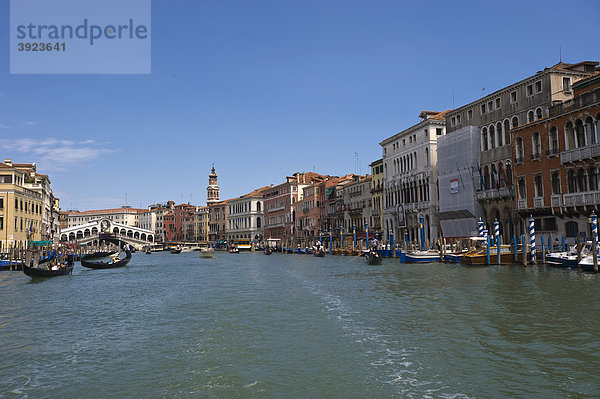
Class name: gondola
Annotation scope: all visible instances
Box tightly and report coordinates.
[81,251,117,261]
[314,248,325,257]
[23,254,74,278]
[264,247,272,255]
[366,250,382,265]
[81,253,131,269]
[170,247,182,254]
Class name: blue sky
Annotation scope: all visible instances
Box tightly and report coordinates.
[1,0,599,210]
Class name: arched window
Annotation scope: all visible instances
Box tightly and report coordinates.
[496,122,504,146]
[512,116,519,129]
[575,119,586,148]
[482,127,488,151]
[257,217,261,228]
[483,165,490,189]
[498,161,505,188]
[534,175,543,197]
[577,168,587,192]
[413,151,417,169]
[551,172,561,195]
[565,121,575,150]
[535,107,543,120]
[491,164,498,189]
[585,116,597,145]
[489,125,496,149]
[256,201,261,212]
[505,161,513,186]
[518,178,526,199]
[532,132,541,158]
[528,110,534,123]
[589,167,598,191]
[504,120,511,144]
[515,137,524,162]
[567,170,577,193]
[549,126,558,154]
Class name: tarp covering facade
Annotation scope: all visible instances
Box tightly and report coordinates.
[437,126,485,238]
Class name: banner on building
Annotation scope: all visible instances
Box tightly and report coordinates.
[397,204,406,228]
[450,179,459,194]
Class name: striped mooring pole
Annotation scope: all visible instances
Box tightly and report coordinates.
[529,216,536,264]
[591,211,598,255]
[419,215,425,250]
[365,223,369,250]
[478,218,484,237]
[353,223,356,249]
[329,226,332,251]
[494,219,500,264]
[340,226,343,249]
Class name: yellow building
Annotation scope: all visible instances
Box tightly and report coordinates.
[0,160,44,249]
[194,206,210,242]
[370,158,384,237]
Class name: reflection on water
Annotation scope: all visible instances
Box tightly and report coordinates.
[1,253,599,398]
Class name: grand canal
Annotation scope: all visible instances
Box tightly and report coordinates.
[1,252,599,398]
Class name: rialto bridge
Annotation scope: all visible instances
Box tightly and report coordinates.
[60,218,154,249]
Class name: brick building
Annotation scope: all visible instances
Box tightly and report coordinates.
[513,72,600,243]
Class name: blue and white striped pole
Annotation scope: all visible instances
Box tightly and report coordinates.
[478,218,484,237]
[353,223,356,249]
[529,216,536,264]
[494,219,500,264]
[591,212,598,256]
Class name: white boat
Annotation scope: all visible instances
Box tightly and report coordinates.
[180,246,195,253]
[405,250,440,263]
[200,248,215,258]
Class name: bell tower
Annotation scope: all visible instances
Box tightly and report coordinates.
[207,164,220,205]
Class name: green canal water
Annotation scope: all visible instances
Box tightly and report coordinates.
[1,252,599,398]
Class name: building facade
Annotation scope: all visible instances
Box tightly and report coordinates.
[446,61,598,241]
[0,160,44,249]
[369,159,383,238]
[381,111,447,245]
[341,175,372,247]
[226,187,268,242]
[262,172,323,245]
[513,72,600,243]
[67,206,144,229]
[437,126,485,238]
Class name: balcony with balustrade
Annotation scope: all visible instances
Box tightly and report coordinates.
[560,143,600,164]
[475,187,512,201]
[517,199,527,209]
[563,190,600,207]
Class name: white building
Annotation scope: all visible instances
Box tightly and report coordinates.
[67,206,145,229]
[380,110,449,245]
[138,201,175,243]
[226,187,268,242]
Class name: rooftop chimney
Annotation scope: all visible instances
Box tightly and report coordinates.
[4,159,12,166]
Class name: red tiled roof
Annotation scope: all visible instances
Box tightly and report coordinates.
[69,207,145,215]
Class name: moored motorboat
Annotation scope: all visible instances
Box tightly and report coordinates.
[460,245,518,265]
[170,247,182,254]
[180,246,194,253]
[405,250,440,263]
